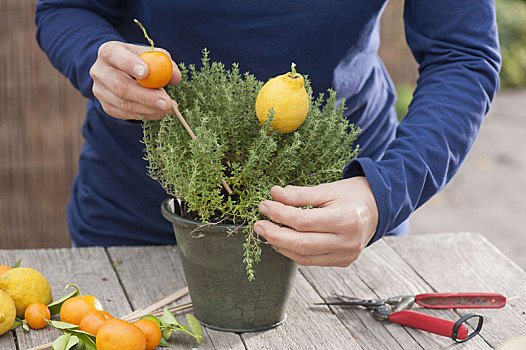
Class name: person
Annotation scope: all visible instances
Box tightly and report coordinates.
[35,1,500,267]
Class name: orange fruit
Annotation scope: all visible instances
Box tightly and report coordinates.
[60,295,103,325]
[134,318,162,350]
[79,309,114,336]
[138,51,173,89]
[0,265,11,277]
[96,319,147,350]
[24,302,50,329]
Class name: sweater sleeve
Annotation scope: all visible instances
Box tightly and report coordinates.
[35,0,125,99]
[343,0,501,244]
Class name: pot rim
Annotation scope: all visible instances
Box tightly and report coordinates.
[161,198,242,230]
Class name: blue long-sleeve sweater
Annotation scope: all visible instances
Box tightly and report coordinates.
[35,0,500,247]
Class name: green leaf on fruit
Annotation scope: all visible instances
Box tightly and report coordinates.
[10,320,22,330]
[12,259,21,268]
[186,314,203,344]
[48,284,81,316]
[67,331,96,350]
[52,334,80,350]
[158,337,171,347]
[47,319,80,330]
[53,334,72,350]
[160,308,179,326]
[161,327,173,341]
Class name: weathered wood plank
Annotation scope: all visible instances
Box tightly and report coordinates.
[0,248,131,349]
[241,272,361,350]
[107,246,245,350]
[386,232,526,348]
[205,329,246,350]
[0,333,16,350]
[301,239,491,350]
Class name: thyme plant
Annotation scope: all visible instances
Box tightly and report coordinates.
[143,50,360,280]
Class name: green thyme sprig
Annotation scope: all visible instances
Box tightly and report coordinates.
[143,49,360,280]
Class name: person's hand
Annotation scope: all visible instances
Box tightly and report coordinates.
[90,41,181,120]
[253,177,378,267]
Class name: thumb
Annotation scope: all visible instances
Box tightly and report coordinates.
[270,185,328,208]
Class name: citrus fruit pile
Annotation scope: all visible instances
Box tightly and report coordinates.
[0,263,52,335]
[1,261,201,349]
[56,294,162,350]
[0,261,161,349]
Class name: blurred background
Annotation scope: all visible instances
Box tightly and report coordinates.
[1,1,525,268]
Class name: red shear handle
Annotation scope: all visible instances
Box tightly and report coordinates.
[388,310,468,340]
[416,293,506,309]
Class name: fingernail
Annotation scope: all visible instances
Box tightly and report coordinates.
[254,224,264,236]
[133,64,146,78]
[156,99,167,110]
[258,202,269,215]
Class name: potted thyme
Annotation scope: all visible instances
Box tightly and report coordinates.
[143,50,360,332]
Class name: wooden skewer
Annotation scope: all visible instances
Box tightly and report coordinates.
[172,102,197,139]
[172,103,233,195]
[125,302,193,323]
[121,286,189,321]
[27,342,54,350]
[27,286,191,350]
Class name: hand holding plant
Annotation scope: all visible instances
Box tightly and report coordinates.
[254,176,378,267]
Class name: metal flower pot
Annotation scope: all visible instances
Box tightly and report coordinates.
[161,198,298,333]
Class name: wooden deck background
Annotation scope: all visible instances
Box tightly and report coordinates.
[0,0,418,249]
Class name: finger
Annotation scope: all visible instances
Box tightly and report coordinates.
[169,60,182,85]
[253,220,341,256]
[98,41,151,80]
[100,102,164,120]
[274,247,352,267]
[93,82,170,116]
[259,200,341,233]
[92,64,172,113]
[270,184,331,208]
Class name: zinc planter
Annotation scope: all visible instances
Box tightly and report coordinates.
[161,198,298,333]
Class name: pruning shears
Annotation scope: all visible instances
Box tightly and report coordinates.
[317,292,506,343]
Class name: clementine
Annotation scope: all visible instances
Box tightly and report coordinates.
[138,51,173,89]
[133,19,173,89]
[134,318,162,350]
[96,318,147,350]
[24,302,50,329]
[59,295,103,325]
[79,309,114,336]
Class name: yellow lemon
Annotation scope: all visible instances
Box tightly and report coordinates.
[0,290,16,336]
[0,267,52,318]
[255,63,309,134]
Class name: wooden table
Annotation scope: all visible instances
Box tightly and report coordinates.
[1,232,525,350]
